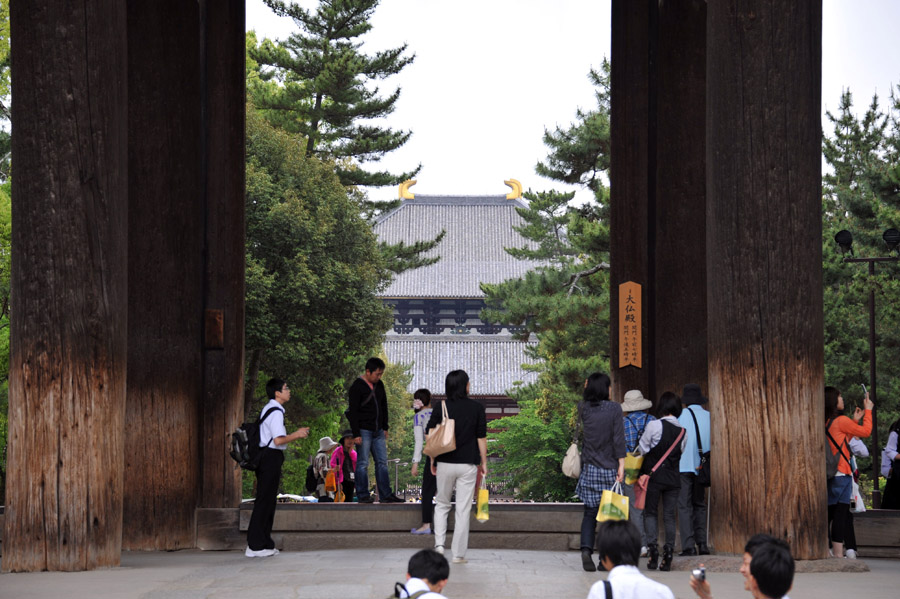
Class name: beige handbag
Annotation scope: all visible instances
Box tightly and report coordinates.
[562,443,581,478]
[423,400,456,458]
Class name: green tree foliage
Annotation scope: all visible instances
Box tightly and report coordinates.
[535,60,611,211]
[244,105,392,429]
[484,66,612,500]
[822,85,900,476]
[249,0,419,187]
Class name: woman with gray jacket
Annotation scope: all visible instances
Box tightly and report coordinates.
[575,372,626,572]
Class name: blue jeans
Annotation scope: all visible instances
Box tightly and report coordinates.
[355,429,393,500]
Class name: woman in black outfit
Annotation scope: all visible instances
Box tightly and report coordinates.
[636,392,686,572]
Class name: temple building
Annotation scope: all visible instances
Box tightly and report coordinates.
[374,179,541,421]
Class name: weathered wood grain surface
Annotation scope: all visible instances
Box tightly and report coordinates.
[706,0,825,558]
[5,0,129,572]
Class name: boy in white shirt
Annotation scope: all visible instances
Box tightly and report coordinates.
[245,378,310,557]
[586,520,675,599]
[396,549,450,599]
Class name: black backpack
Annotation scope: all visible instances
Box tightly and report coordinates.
[305,461,318,494]
[389,582,429,599]
[230,406,282,471]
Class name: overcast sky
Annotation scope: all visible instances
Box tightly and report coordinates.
[247,1,900,205]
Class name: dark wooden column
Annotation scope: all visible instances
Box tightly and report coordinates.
[654,0,708,397]
[611,0,707,404]
[610,0,652,402]
[200,0,246,509]
[5,0,128,571]
[124,0,203,549]
[707,1,824,558]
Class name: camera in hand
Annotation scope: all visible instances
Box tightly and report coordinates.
[692,566,706,582]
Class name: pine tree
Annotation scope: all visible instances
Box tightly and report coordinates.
[250,0,419,187]
[822,85,900,471]
[481,62,613,499]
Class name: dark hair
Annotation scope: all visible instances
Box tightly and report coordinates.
[596,520,641,567]
[445,370,469,401]
[824,386,841,421]
[891,418,900,436]
[656,391,682,418]
[744,533,778,555]
[749,539,794,598]
[407,548,449,584]
[365,357,386,373]
[414,388,432,411]
[266,378,286,399]
[583,372,611,404]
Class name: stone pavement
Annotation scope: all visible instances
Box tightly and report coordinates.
[1,549,898,599]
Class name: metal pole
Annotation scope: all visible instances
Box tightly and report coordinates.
[869,260,881,509]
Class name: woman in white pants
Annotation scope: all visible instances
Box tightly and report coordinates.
[427,369,488,564]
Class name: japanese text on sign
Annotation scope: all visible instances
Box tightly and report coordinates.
[618,281,641,368]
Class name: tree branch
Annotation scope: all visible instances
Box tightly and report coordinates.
[564,262,609,297]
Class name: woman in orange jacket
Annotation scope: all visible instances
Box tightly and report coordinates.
[825,386,873,558]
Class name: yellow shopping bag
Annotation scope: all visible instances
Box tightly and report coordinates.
[623,452,644,485]
[596,481,629,522]
[476,479,489,522]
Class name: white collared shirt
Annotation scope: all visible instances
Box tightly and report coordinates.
[637,415,687,456]
[398,577,447,599]
[587,565,675,599]
[258,399,286,450]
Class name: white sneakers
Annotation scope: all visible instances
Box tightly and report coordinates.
[452,557,467,564]
[435,546,444,555]
[846,549,858,559]
[245,546,277,557]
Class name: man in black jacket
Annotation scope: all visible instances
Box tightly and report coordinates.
[347,357,402,503]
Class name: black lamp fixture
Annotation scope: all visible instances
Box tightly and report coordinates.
[884,228,900,254]
[834,229,853,256]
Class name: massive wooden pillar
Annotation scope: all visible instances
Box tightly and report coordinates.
[654,1,707,397]
[5,0,128,571]
[707,1,824,558]
[124,0,203,550]
[610,0,707,403]
[610,0,652,402]
[200,0,246,509]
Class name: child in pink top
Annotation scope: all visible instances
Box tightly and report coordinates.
[330,432,358,502]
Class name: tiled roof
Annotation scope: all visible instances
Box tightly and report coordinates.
[375,195,544,298]
[383,334,539,396]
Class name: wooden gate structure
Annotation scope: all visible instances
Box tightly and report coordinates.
[4,0,246,571]
[4,0,827,571]
[609,0,825,558]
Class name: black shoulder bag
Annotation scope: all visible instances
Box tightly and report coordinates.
[688,408,711,487]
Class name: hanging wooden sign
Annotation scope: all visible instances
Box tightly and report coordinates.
[619,281,642,368]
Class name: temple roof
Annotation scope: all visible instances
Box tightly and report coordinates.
[375,195,543,298]
[383,334,539,396]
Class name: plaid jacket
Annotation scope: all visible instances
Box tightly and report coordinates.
[623,411,654,454]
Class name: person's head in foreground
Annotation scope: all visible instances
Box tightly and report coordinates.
[691,534,794,599]
[590,521,675,599]
[406,548,449,594]
[596,519,641,570]
[740,534,778,590]
[748,539,794,599]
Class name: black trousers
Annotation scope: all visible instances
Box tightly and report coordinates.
[421,456,437,524]
[247,449,284,551]
[341,480,355,502]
